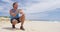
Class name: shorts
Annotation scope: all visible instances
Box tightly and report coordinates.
[11,17,21,23]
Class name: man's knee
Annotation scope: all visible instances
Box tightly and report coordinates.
[12,19,18,25]
[20,14,25,19]
[22,14,25,19]
[22,14,25,17]
[19,15,25,22]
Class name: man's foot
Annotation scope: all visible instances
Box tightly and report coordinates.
[20,26,25,30]
[12,25,15,28]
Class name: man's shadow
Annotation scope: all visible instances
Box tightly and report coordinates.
[2,27,20,31]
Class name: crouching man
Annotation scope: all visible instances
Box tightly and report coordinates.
[9,2,25,30]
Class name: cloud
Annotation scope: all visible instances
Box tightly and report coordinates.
[24,0,60,13]
[0,0,23,16]
[0,0,14,16]
[0,0,60,16]
[0,6,3,10]
[1,0,13,4]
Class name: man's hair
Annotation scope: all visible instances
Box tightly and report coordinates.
[13,2,17,7]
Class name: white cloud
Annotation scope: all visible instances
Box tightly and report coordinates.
[25,0,60,13]
[0,0,14,12]
[2,0,10,2]
[1,0,60,14]
[1,0,13,4]
[0,6,3,10]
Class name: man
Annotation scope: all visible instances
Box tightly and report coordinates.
[9,2,25,30]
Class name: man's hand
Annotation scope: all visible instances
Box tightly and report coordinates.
[12,13,17,17]
[18,9,24,16]
[10,10,17,17]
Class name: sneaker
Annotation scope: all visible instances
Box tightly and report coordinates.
[20,26,25,30]
[12,25,15,28]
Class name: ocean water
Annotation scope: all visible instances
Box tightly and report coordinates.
[26,8,60,21]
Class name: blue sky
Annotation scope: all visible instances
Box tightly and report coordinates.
[0,0,60,20]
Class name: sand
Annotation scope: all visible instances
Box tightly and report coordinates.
[0,18,60,32]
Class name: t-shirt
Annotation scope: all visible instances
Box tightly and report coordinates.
[10,9,19,19]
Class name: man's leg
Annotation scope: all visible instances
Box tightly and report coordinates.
[19,14,25,30]
[11,19,18,28]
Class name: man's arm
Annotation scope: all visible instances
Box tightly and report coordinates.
[19,9,24,15]
[10,10,17,17]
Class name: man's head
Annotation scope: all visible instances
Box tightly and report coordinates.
[13,2,18,9]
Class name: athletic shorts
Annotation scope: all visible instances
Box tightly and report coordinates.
[11,17,21,23]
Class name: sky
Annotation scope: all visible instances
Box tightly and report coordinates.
[0,0,60,20]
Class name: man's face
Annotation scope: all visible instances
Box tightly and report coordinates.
[14,3,18,9]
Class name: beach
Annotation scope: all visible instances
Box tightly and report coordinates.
[0,18,60,32]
